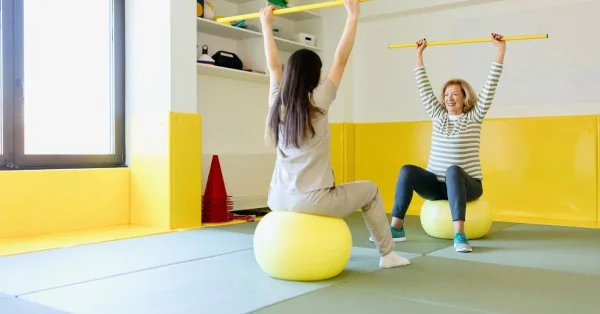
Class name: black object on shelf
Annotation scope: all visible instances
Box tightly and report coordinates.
[212,51,243,70]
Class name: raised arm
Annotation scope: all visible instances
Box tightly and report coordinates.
[327,0,360,88]
[414,39,445,119]
[259,6,282,85]
[468,33,505,122]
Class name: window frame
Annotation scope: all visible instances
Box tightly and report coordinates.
[1,0,15,170]
[2,0,126,170]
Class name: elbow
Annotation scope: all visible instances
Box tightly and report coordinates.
[268,62,283,73]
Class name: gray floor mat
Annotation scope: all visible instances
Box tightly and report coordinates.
[329,255,600,313]
[0,294,67,314]
[427,223,600,275]
[0,229,253,296]
[21,247,420,314]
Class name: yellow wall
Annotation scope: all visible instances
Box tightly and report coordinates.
[169,112,202,229]
[0,168,130,240]
[0,111,201,256]
[129,112,172,229]
[130,111,202,231]
[351,114,599,228]
[330,123,345,185]
[330,123,357,185]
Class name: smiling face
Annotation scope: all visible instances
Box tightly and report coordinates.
[440,79,477,115]
[444,84,465,115]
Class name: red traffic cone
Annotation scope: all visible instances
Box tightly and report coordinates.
[202,155,233,223]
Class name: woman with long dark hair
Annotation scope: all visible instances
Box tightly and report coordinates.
[261,0,410,268]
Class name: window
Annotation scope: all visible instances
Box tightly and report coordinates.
[1,0,125,170]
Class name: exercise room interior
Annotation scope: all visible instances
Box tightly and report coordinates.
[1,0,599,313]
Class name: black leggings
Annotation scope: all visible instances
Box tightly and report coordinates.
[391,165,483,221]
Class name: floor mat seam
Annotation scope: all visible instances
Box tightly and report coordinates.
[15,247,254,297]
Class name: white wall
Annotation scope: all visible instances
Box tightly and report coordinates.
[353,0,600,123]
[171,0,197,114]
[125,0,172,116]
[125,0,197,165]
[125,0,171,167]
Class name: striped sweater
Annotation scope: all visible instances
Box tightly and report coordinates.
[414,61,503,182]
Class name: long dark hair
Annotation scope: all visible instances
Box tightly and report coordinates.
[268,49,324,148]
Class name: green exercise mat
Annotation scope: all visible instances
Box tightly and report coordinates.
[427,223,600,275]
[330,255,600,313]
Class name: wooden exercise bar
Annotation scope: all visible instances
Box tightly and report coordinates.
[216,0,371,24]
[388,34,549,49]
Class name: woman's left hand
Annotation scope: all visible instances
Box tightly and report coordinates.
[491,33,505,49]
[259,5,277,27]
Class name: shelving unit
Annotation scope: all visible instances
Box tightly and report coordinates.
[196,17,321,52]
[197,0,325,227]
[196,0,323,83]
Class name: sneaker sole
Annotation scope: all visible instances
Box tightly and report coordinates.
[369,237,406,243]
[454,244,472,253]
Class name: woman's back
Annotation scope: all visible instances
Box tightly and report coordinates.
[268,78,337,195]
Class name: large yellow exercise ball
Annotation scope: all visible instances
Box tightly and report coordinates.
[253,211,353,281]
[420,198,492,240]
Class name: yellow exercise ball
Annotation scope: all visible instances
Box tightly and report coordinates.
[253,211,352,281]
[420,198,492,240]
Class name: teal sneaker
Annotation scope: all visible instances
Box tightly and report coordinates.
[369,225,406,243]
[454,232,472,253]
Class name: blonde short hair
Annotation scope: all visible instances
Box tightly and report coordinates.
[440,79,477,114]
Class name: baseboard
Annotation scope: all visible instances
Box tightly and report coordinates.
[231,196,268,211]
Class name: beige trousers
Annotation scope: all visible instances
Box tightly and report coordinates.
[267,181,395,256]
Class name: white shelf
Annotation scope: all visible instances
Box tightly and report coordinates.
[275,4,321,21]
[197,17,260,40]
[196,17,321,52]
[197,63,269,83]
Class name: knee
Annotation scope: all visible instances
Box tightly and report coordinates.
[365,181,380,195]
[355,180,379,196]
[445,165,463,180]
[359,181,382,207]
[398,164,418,181]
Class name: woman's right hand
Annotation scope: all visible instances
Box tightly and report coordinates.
[416,38,427,54]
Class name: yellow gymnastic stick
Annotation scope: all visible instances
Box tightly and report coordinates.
[388,34,548,49]
[216,0,371,24]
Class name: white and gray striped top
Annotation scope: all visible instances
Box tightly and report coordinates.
[414,61,503,182]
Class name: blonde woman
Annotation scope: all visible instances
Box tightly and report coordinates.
[374,33,505,253]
